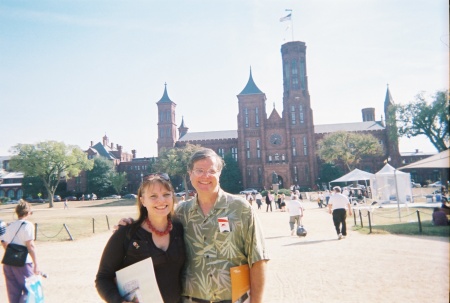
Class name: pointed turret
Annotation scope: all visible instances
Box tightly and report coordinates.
[238,67,263,95]
[157,82,174,104]
[178,116,189,138]
[384,84,395,114]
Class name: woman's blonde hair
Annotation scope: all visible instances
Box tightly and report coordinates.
[16,200,32,218]
[135,174,177,225]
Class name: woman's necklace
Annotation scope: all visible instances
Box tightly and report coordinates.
[145,217,172,236]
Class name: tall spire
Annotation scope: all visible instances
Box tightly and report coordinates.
[238,67,263,95]
[157,82,174,103]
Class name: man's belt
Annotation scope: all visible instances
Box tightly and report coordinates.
[183,296,232,303]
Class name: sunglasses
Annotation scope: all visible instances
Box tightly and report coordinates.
[143,173,170,181]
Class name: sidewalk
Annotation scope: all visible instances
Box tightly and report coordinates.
[1,201,448,303]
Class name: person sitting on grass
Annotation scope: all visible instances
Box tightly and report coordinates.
[432,208,449,226]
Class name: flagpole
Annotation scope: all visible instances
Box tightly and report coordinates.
[286,9,294,41]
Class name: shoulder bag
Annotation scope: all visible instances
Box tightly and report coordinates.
[2,222,29,267]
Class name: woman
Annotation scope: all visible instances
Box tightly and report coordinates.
[1,200,39,303]
[280,193,286,212]
[96,173,185,303]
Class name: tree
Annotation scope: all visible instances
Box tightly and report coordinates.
[153,144,202,197]
[110,172,128,195]
[87,157,115,198]
[220,152,243,194]
[393,90,449,152]
[9,141,94,208]
[316,131,383,172]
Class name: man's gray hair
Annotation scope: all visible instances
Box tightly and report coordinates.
[188,148,225,172]
[333,186,341,193]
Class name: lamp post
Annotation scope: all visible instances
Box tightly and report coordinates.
[140,173,143,183]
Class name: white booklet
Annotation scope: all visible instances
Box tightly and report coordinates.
[115,257,164,303]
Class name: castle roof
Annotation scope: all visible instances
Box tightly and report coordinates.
[314,121,385,134]
[157,83,174,104]
[177,121,385,142]
[178,130,238,141]
[89,142,119,160]
[238,68,263,95]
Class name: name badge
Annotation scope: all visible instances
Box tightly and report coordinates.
[218,217,230,232]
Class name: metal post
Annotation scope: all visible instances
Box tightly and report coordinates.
[416,210,422,233]
[92,218,95,233]
[359,209,363,228]
[63,223,74,241]
[353,210,357,226]
[34,223,38,240]
[106,215,110,230]
[368,210,372,234]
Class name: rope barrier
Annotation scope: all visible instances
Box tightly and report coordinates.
[36,226,65,239]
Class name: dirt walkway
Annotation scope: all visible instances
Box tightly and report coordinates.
[1,201,448,303]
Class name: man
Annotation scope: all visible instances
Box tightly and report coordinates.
[177,148,269,303]
[286,194,304,236]
[328,186,353,240]
[118,148,269,303]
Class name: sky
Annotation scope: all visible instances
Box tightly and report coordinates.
[0,0,448,159]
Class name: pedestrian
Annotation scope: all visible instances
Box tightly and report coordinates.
[324,190,331,206]
[117,148,269,302]
[247,193,254,206]
[266,191,273,212]
[1,200,40,303]
[317,192,324,208]
[255,192,263,209]
[328,186,353,240]
[286,195,304,236]
[280,193,286,212]
[432,208,449,226]
[63,199,69,209]
[276,193,282,210]
[96,173,186,303]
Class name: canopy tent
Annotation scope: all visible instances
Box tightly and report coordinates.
[370,163,412,204]
[399,149,450,169]
[330,168,374,183]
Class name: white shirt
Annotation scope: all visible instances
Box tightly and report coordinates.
[329,193,350,210]
[287,199,303,216]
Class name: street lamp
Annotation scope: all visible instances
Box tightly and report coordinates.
[140,173,143,183]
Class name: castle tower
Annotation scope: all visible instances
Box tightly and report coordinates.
[156,83,177,154]
[280,41,317,187]
[236,68,268,189]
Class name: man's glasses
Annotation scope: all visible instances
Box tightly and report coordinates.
[143,173,170,181]
[191,169,220,177]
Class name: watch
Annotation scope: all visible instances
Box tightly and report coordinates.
[270,134,282,145]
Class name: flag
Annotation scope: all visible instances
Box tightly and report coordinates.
[280,13,291,22]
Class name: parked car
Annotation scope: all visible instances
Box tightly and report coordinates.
[123,194,137,199]
[29,198,45,203]
[411,182,421,188]
[428,181,442,188]
[240,188,258,195]
[175,190,196,197]
[65,196,78,201]
[53,195,62,202]
[101,195,122,200]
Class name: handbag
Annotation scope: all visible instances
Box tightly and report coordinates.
[2,222,29,267]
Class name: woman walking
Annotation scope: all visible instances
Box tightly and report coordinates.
[1,200,40,303]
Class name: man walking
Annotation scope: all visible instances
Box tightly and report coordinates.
[286,194,304,236]
[328,186,353,239]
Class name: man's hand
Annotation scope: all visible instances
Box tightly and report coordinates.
[113,217,134,232]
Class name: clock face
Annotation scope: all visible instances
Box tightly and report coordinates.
[270,134,282,145]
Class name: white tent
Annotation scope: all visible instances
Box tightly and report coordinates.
[330,168,374,183]
[370,163,413,203]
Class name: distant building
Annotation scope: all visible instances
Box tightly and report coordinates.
[156,40,402,190]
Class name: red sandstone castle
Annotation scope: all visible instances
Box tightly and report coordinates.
[156,41,401,190]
